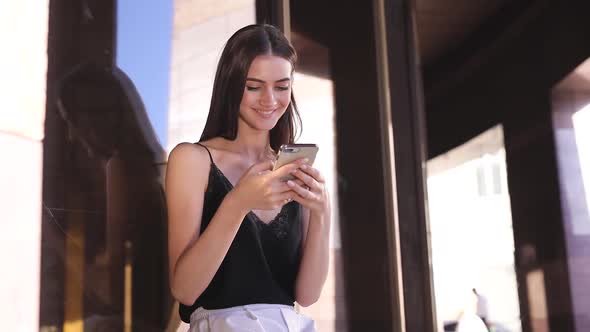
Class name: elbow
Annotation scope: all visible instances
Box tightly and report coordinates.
[171,287,194,306]
[170,265,202,305]
[295,292,320,308]
[171,282,200,306]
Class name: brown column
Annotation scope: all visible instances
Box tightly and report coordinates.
[504,94,575,331]
[379,0,436,331]
[325,1,401,330]
[41,0,117,329]
[328,0,434,330]
[552,85,590,332]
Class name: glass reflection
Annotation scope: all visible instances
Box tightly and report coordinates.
[42,63,172,331]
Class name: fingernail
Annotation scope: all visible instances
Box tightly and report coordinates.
[301,164,308,170]
[287,180,294,186]
[291,169,297,174]
[302,158,309,163]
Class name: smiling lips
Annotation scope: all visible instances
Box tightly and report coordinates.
[255,108,276,118]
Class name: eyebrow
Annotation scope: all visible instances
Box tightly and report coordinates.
[246,77,291,83]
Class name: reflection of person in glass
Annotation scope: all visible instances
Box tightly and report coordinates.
[166,24,330,331]
[57,63,173,331]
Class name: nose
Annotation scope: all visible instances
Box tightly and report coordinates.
[259,88,277,108]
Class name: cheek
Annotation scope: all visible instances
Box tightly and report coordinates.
[240,91,255,106]
[278,92,291,107]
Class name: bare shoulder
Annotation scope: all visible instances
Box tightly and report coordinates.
[168,142,209,163]
[166,143,213,284]
[166,142,212,187]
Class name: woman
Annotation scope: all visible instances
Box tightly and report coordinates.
[165,24,331,331]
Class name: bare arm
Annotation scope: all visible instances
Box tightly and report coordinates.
[294,205,331,307]
[166,143,249,305]
[290,166,331,307]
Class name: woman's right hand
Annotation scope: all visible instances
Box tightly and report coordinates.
[231,158,307,212]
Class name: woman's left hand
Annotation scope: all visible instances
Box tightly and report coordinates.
[286,164,329,217]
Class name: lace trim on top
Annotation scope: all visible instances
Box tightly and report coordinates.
[209,162,293,239]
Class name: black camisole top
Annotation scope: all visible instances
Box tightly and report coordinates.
[179,143,303,323]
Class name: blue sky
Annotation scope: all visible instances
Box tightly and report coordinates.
[116,0,173,147]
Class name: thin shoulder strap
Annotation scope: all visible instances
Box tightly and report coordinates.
[194,142,214,165]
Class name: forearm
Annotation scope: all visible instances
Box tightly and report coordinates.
[171,191,248,305]
[295,212,331,307]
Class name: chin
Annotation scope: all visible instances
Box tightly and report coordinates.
[242,113,284,131]
[254,121,279,131]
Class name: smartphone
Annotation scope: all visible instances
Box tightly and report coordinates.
[273,144,319,181]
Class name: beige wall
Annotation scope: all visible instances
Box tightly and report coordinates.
[0,1,49,330]
[167,0,256,152]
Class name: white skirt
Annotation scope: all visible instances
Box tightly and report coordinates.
[189,303,317,332]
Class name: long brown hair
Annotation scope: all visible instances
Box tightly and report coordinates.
[199,24,301,151]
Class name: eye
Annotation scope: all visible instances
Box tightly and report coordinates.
[246,86,260,91]
[275,86,289,91]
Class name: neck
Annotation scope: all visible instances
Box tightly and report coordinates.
[230,121,274,161]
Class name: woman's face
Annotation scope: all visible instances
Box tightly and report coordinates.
[238,55,293,132]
